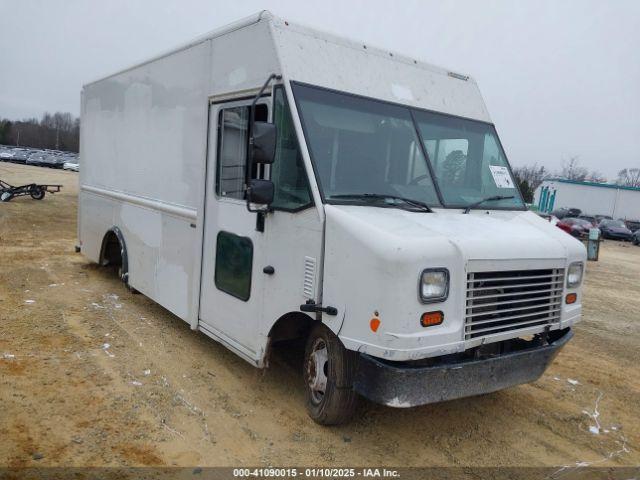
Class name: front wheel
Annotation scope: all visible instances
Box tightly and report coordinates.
[30,188,45,200]
[303,323,358,425]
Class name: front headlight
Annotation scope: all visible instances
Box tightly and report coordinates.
[567,262,584,288]
[419,268,449,303]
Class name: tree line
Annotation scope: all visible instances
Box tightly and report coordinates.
[512,156,640,203]
[0,112,80,153]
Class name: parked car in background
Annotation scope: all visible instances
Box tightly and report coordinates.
[624,219,640,233]
[598,219,633,241]
[45,154,66,168]
[574,218,598,236]
[551,207,581,219]
[578,215,599,228]
[633,230,640,246]
[556,222,573,235]
[63,161,79,171]
[557,217,592,238]
[26,152,48,166]
[2,146,79,168]
[9,149,30,164]
[60,154,78,167]
[595,214,613,223]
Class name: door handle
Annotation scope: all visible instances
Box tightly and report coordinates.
[300,302,338,316]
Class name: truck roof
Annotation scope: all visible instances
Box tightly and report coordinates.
[84,11,491,122]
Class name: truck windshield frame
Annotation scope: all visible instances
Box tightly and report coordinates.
[291,82,526,212]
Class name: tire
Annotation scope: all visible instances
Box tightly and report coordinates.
[30,188,45,200]
[303,323,358,425]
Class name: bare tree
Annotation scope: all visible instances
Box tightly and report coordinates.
[512,164,548,191]
[616,168,640,187]
[558,156,607,183]
[560,156,588,181]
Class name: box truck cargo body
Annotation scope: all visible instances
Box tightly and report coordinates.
[79,12,586,424]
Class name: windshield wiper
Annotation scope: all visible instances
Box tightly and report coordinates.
[463,195,515,214]
[329,193,433,212]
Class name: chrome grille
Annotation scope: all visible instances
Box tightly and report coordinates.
[465,268,564,340]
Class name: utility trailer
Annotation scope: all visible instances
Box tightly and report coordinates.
[79,11,586,424]
[0,179,61,202]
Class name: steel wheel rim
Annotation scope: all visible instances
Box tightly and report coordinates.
[307,338,329,405]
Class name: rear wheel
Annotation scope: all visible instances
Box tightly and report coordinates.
[303,323,358,425]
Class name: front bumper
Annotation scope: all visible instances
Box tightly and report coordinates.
[353,328,573,408]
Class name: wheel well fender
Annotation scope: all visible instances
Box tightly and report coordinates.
[262,311,315,367]
[99,227,128,279]
[267,311,315,344]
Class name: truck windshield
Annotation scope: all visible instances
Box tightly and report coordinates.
[291,83,441,207]
[292,83,525,211]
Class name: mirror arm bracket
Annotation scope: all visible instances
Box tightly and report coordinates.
[250,73,282,117]
[245,73,282,214]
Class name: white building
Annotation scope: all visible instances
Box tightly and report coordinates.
[534,179,640,219]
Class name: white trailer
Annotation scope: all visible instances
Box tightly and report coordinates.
[535,178,640,220]
[79,11,586,424]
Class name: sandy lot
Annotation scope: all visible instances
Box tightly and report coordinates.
[0,162,639,469]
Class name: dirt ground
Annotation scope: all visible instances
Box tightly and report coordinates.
[0,162,639,469]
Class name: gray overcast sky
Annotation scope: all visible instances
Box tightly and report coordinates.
[0,0,638,178]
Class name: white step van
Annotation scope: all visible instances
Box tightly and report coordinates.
[79,11,586,424]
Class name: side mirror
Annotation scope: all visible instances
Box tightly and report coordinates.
[250,122,277,164]
[247,179,274,205]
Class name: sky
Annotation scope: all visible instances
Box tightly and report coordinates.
[0,0,638,178]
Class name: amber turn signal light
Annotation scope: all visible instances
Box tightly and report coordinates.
[370,318,381,332]
[565,293,577,304]
[420,311,444,327]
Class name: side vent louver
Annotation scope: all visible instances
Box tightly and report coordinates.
[303,256,316,299]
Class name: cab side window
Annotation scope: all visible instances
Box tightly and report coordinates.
[270,87,312,211]
[216,104,267,199]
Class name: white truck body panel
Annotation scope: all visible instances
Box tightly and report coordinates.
[80,37,210,322]
[79,11,585,372]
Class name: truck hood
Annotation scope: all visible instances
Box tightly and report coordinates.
[325,204,585,261]
[321,204,586,360]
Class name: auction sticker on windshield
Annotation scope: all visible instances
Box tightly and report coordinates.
[489,165,514,189]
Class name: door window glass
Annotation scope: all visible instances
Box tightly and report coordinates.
[270,88,312,210]
[216,104,267,199]
[216,107,249,199]
[214,231,253,301]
